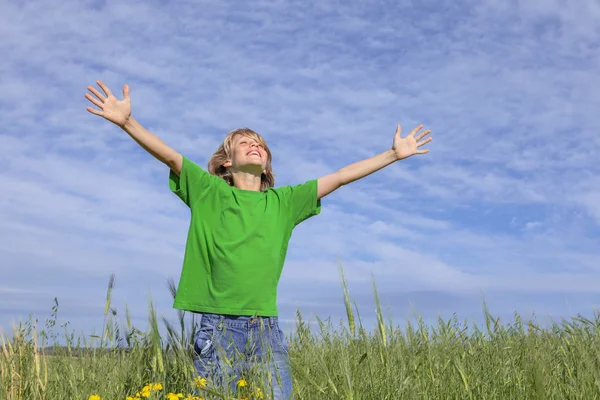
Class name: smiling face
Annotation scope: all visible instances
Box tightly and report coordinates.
[221,132,271,175]
[207,128,276,191]
[230,134,267,171]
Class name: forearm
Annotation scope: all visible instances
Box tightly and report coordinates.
[317,149,398,199]
[121,116,182,173]
[337,149,397,185]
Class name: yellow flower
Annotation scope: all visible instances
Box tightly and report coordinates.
[241,397,248,400]
[193,376,207,388]
[88,396,101,400]
[141,386,152,397]
[152,383,164,391]
[166,393,184,400]
[236,379,247,387]
[184,395,204,400]
[126,397,141,400]
[254,387,264,398]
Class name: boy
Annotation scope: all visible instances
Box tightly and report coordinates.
[85,80,431,399]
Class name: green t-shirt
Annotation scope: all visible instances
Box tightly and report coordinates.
[169,156,321,316]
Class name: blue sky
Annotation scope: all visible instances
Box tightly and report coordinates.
[1,0,600,339]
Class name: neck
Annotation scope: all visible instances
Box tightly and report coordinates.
[231,170,262,191]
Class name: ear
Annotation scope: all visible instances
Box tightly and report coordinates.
[222,159,232,168]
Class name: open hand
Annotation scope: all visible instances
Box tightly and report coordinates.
[85,80,131,127]
[392,124,432,160]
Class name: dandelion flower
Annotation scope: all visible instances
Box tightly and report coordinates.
[166,393,184,400]
[152,383,164,391]
[141,386,152,398]
[193,376,207,388]
[236,379,247,387]
[88,396,101,400]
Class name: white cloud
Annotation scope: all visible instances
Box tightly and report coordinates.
[525,221,542,230]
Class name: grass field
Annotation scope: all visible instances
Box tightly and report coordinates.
[2,267,600,399]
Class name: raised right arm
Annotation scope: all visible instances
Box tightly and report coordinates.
[120,116,183,175]
[85,80,183,176]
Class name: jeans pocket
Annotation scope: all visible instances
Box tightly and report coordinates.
[273,326,290,356]
[194,326,215,358]
[193,324,217,380]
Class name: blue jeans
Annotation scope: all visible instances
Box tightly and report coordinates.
[192,313,293,400]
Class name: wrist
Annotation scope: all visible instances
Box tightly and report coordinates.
[387,148,399,162]
[120,115,135,130]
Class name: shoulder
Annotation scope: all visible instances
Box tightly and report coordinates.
[271,179,318,194]
[272,179,318,200]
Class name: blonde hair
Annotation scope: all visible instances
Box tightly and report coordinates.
[207,128,275,191]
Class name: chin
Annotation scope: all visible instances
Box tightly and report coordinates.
[244,158,264,166]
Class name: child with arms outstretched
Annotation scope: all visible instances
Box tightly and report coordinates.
[85,81,431,399]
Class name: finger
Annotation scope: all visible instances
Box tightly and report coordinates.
[415,129,431,141]
[87,86,106,102]
[85,93,104,109]
[417,148,430,154]
[96,80,113,98]
[122,84,130,100]
[409,124,424,137]
[395,124,402,137]
[417,137,432,147]
[86,106,104,116]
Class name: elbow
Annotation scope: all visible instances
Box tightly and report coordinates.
[337,170,349,187]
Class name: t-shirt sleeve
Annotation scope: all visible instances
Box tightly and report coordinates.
[168,155,215,207]
[281,179,322,226]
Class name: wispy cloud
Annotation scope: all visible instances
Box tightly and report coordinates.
[1,0,599,334]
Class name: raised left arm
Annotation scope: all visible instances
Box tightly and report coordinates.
[317,124,431,199]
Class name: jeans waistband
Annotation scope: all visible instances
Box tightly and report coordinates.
[198,312,279,328]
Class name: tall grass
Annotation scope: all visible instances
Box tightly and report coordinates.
[2,268,600,399]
